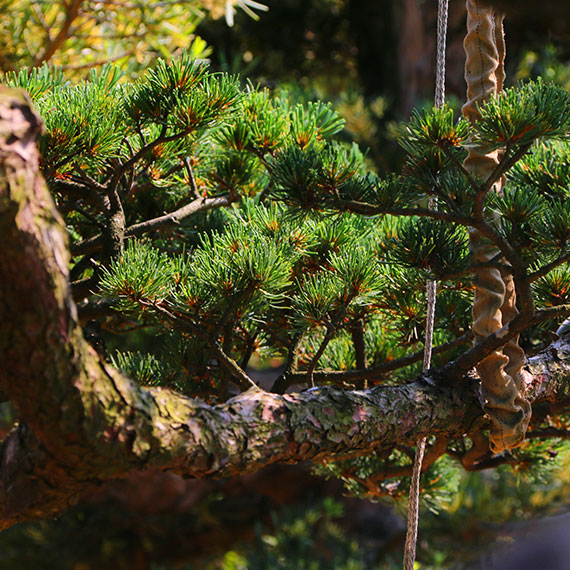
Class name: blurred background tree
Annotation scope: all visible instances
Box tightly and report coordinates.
[0,0,270,75]
[0,2,569,569]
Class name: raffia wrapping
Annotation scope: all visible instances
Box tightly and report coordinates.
[463,0,531,453]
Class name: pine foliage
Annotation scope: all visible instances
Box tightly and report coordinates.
[3,56,570,506]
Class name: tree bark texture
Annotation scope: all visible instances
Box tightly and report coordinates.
[2,90,570,530]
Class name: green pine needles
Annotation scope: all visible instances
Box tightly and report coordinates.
[3,54,570,500]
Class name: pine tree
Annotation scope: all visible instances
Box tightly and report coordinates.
[1,54,570,540]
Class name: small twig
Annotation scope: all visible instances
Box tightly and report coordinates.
[306,324,336,387]
[50,179,109,212]
[533,305,570,325]
[481,143,532,195]
[219,321,235,399]
[121,138,136,196]
[128,195,233,237]
[58,51,130,71]
[183,157,202,200]
[71,163,108,192]
[31,3,51,35]
[370,436,448,483]
[239,333,258,371]
[431,183,463,216]
[109,124,192,192]
[446,313,529,378]
[213,285,255,339]
[526,427,570,440]
[440,144,481,195]
[77,296,120,323]
[250,146,273,169]
[278,332,473,390]
[257,181,275,203]
[341,200,475,226]
[71,273,99,303]
[271,332,304,393]
[69,255,95,282]
[350,319,367,388]
[33,0,83,66]
[72,195,232,256]
[73,203,105,229]
[471,217,526,277]
[141,301,260,392]
[526,251,570,283]
[306,293,358,386]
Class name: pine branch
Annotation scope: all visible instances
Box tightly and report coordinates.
[527,251,570,283]
[276,332,473,390]
[141,301,260,392]
[72,195,232,256]
[306,323,336,387]
[533,305,570,325]
[481,142,533,195]
[3,86,570,533]
[340,201,475,226]
[439,144,481,194]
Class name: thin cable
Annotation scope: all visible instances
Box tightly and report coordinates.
[403,2,448,568]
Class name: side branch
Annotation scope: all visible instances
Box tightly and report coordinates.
[72,195,232,256]
[275,332,473,391]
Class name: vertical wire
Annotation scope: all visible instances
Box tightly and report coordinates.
[403,2,448,568]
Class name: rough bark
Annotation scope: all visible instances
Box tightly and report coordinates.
[1,90,570,531]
